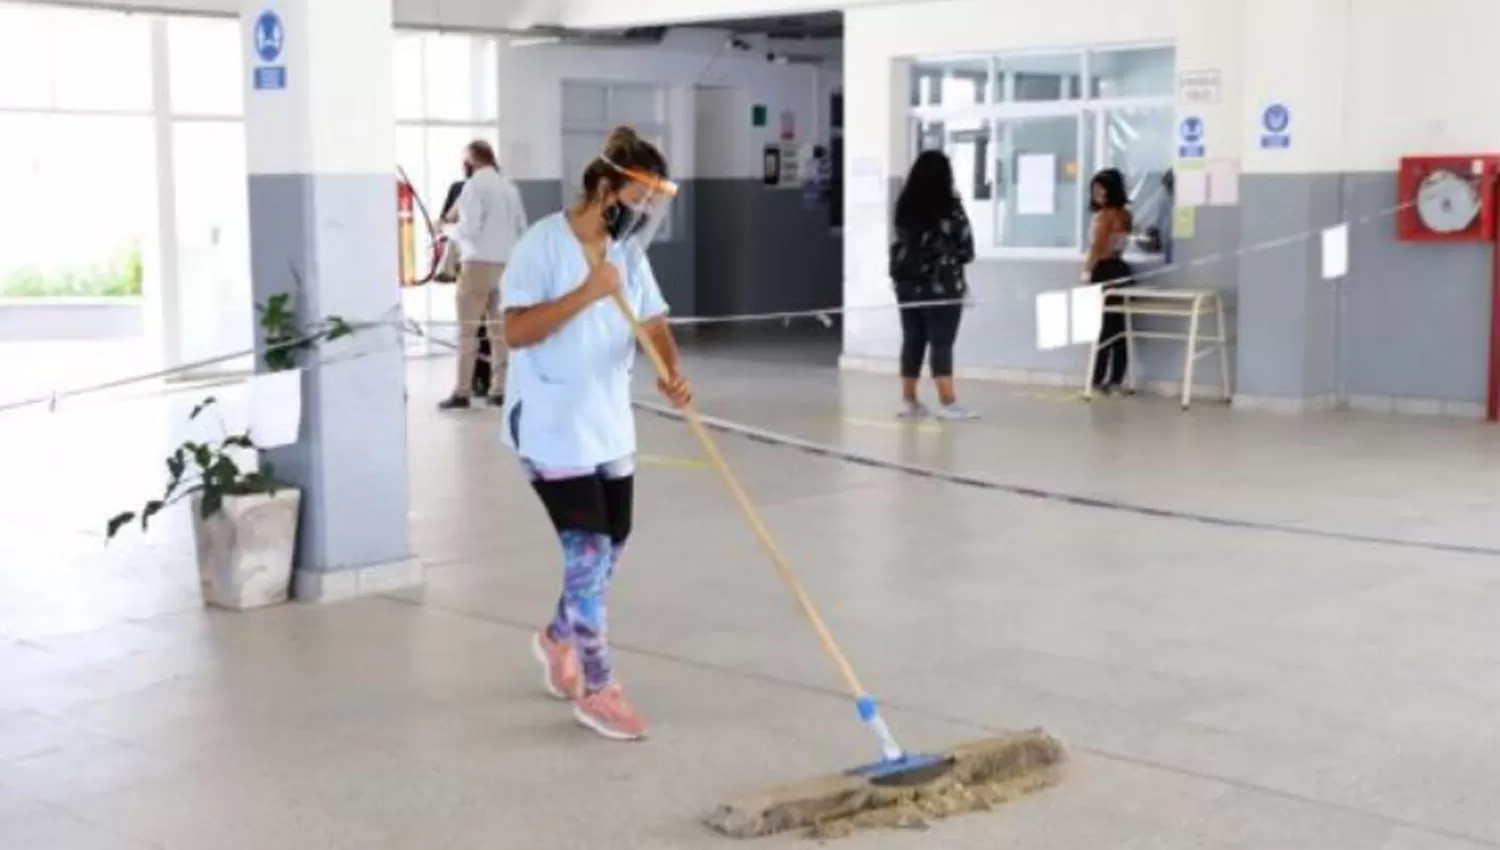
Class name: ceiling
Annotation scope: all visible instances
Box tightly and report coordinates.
[682,12,843,41]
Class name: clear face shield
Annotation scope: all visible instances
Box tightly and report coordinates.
[600,156,677,260]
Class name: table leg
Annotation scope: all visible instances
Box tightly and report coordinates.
[1215,296,1232,402]
[1181,296,1203,410]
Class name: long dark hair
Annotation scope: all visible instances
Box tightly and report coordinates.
[1090,168,1130,211]
[895,150,958,234]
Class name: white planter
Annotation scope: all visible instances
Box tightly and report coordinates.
[191,489,301,610]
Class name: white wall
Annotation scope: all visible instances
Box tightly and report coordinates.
[1342,0,1500,172]
[30,0,554,29]
[498,30,834,183]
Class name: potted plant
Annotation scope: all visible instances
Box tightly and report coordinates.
[106,289,352,610]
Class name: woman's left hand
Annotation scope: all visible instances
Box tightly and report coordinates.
[658,373,693,408]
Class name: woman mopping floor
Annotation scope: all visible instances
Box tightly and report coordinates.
[499,126,691,741]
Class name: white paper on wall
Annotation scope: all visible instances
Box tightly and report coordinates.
[248,369,303,449]
[1206,159,1240,206]
[1177,169,1209,207]
[1016,154,1057,215]
[1321,223,1349,280]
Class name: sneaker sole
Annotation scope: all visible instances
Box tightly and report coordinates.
[572,704,647,741]
[529,633,571,701]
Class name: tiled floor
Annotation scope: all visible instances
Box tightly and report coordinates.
[1,337,1499,848]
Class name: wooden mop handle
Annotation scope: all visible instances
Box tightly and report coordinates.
[609,291,870,700]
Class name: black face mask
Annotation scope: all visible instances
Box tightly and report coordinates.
[462,163,475,179]
[603,201,650,241]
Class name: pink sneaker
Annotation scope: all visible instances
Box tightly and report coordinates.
[530,630,580,700]
[573,684,649,741]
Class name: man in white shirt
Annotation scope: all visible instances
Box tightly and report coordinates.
[440,139,529,410]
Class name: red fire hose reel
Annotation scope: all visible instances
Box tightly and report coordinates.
[1396,155,1500,421]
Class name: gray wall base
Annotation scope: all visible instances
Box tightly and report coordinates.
[293,558,424,603]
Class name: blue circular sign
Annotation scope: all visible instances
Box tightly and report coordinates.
[1263,104,1290,134]
[253,10,284,63]
[1179,116,1204,142]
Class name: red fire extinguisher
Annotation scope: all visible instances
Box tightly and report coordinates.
[397,179,417,287]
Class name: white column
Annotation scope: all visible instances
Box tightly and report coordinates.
[241,0,419,600]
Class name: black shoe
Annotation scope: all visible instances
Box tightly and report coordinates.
[438,395,472,411]
[487,394,505,408]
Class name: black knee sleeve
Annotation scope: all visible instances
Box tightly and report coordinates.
[531,476,610,535]
[600,475,634,545]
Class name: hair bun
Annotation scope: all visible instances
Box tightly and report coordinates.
[605,125,639,150]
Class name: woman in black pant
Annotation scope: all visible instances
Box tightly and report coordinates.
[889,151,977,420]
[1085,168,1135,394]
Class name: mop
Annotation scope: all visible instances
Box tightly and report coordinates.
[610,287,1066,839]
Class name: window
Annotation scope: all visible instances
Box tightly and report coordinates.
[560,80,674,242]
[392,28,505,267]
[0,114,155,298]
[168,16,244,117]
[0,4,156,300]
[0,4,152,112]
[905,45,1175,257]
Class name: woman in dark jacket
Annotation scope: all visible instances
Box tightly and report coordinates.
[1084,168,1135,393]
[889,151,977,420]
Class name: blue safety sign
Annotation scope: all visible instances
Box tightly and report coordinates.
[1178,116,1205,159]
[1180,116,1204,142]
[252,10,287,91]
[1260,103,1290,149]
[254,11,284,63]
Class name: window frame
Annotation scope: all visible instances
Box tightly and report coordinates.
[392,27,504,244]
[903,43,1176,261]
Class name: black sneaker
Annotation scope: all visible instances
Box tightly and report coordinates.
[487,394,505,408]
[438,395,472,411]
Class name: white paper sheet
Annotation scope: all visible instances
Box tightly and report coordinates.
[248,369,303,449]
[1206,159,1240,206]
[1070,284,1104,345]
[1035,290,1070,350]
[1177,169,1209,206]
[1321,223,1349,280]
[1016,154,1057,216]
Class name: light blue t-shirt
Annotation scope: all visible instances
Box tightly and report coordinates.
[500,212,669,468]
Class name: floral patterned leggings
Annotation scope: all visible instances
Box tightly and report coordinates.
[523,456,634,693]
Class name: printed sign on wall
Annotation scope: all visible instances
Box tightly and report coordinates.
[251,9,287,91]
[1260,104,1291,149]
[1177,69,1222,105]
[1178,116,1206,159]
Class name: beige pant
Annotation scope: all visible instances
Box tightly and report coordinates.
[455,260,506,397]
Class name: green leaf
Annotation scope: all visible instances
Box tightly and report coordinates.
[141,500,165,530]
[192,444,213,469]
[106,512,135,540]
[325,316,355,341]
[189,397,217,419]
[199,489,223,520]
[209,456,241,491]
[221,434,255,451]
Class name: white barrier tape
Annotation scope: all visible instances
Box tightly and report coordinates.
[0,306,405,415]
[416,199,1411,331]
[0,196,1410,415]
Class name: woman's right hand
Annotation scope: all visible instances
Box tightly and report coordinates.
[579,261,622,304]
